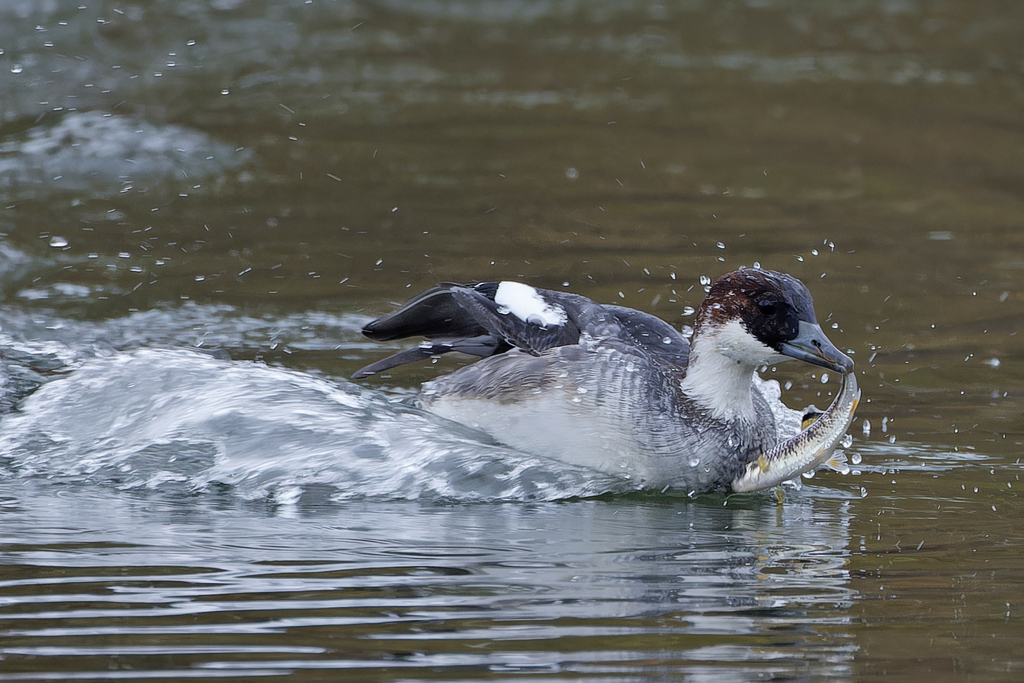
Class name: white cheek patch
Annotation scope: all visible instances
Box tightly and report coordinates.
[715,318,785,365]
[494,281,567,328]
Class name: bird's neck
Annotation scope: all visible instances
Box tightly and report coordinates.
[680,335,761,424]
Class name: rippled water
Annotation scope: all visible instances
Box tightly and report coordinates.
[0,484,862,681]
[2,1,1024,680]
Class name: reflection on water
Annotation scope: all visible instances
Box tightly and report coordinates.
[2,0,1024,679]
[0,483,856,681]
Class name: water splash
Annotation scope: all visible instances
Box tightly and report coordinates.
[0,349,626,502]
[0,112,250,200]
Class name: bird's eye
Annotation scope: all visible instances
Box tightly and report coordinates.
[757,300,777,315]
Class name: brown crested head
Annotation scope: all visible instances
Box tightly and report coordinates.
[693,268,817,354]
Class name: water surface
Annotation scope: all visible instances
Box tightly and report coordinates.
[1,1,1023,680]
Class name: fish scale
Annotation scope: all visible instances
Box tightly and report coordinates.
[732,372,860,492]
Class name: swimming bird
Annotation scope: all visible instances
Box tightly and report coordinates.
[354,268,854,494]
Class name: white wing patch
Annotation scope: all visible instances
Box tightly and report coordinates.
[494,281,567,328]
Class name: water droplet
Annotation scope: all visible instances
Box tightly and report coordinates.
[682,306,695,316]
[662,336,672,344]
[821,372,829,384]
[220,89,230,95]
[194,275,205,282]
[565,167,579,180]
[784,381,793,390]
[841,434,853,448]
[699,275,711,286]
[11,64,24,74]
[48,236,68,248]
[688,457,700,468]
[716,241,725,249]
[860,486,868,498]
[888,435,896,444]
[802,469,816,479]
[576,387,588,394]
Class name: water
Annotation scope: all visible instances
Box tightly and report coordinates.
[0,344,626,502]
[0,486,859,681]
[2,1,1024,680]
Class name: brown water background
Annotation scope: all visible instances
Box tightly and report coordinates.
[1,1,1023,680]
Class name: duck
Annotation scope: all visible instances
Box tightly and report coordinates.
[354,268,854,494]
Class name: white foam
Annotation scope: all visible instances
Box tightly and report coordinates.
[494,282,567,327]
[0,348,621,502]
